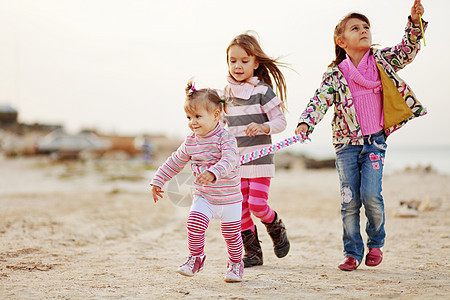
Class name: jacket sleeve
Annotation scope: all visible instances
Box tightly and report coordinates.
[298,71,336,134]
[380,16,428,73]
[150,141,190,188]
[208,133,239,181]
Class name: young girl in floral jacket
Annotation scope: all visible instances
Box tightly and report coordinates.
[295,0,427,271]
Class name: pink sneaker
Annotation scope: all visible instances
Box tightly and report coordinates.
[224,260,244,282]
[365,248,383,267]
[177,255,205,277]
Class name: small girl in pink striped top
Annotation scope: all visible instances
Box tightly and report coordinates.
[150,80,244,282]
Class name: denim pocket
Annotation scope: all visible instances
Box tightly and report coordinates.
[373,140,387,151]
[334,143,347,154]
[372,135,387,151]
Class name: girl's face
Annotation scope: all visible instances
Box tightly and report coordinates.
[338,18,372,54]
[227,45,259,82]
[186,105,220,137]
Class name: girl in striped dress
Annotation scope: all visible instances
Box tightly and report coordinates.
[224,32,290,268]
[151,81,244,282]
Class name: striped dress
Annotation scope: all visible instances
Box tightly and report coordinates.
[151,124,242,205]
[224,76,287,178]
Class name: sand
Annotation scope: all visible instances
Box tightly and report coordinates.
[0,155,449,299]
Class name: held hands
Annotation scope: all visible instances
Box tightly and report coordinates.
[196,170,216,186]
[411,0,424,24]
[295,123,309,136]
[151,185,164,203]
[245,122,270,137]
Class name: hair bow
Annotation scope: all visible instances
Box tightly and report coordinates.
[188,85,196,95]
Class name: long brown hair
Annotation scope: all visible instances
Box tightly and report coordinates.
[329,12,371,67]
[227,32,288,112]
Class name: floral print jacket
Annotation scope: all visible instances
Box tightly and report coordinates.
[298,17,428,146]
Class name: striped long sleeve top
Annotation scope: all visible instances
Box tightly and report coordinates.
[150,124,242,205]
[224,76,287,178]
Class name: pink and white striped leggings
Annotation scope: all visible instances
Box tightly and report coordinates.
[186,196,243,264]
[240,177,275,232]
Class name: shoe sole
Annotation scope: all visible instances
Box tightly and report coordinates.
[177,269,195,277]
[224,277,243,283]
[365,259,383,267]
[243,256,263,268]
[338,265,358,271]
[243,260,263,268]
[274,241,290,258]
[176,266,204,277]
[338,261,361,271]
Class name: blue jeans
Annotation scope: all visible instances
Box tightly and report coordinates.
[335,131,387,262]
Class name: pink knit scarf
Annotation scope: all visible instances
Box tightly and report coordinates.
[226,76,259,99]
[339,50,383,135]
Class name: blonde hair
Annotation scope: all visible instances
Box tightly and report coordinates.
[227,31,288,112]
[330,12,371,67]
[184,80,228,115]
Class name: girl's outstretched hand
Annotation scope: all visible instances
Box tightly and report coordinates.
[295,123,309,136]
[151,185,164,203]
[411,0,424,25]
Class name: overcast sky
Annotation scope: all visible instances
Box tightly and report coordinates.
[1,0,449,155]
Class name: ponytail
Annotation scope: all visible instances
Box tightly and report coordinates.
[184,79,228,114]
[185,80,197,99]
[329,44,348,67]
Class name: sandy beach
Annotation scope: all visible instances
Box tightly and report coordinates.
[0,155,449,299]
